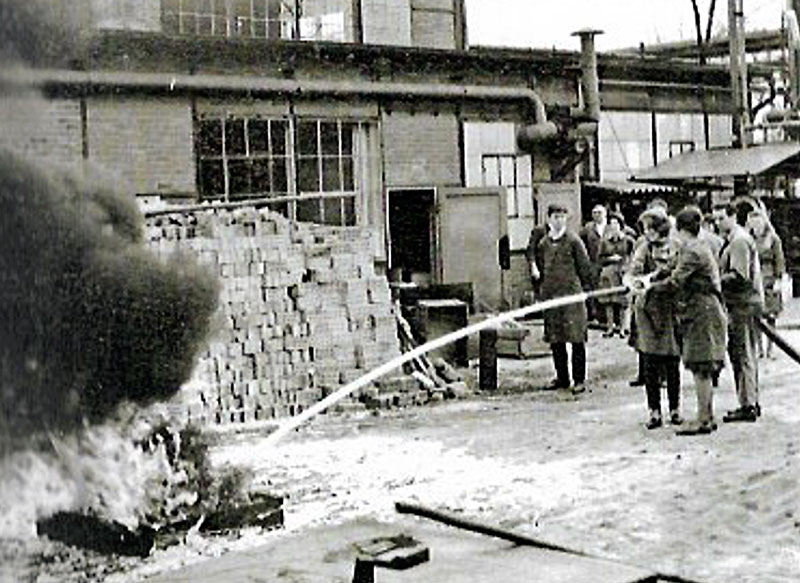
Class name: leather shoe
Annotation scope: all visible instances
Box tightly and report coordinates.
[676,421,715,436]
[723,406,758,423]
[544,379,569,391]
[629,378,645,387]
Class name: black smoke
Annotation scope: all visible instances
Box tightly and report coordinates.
[0,149,219,448]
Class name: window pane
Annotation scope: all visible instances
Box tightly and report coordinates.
[251,157,270,194]
[199,159,225,198]
[163,13,179,34]
[198,0,215,13]
[163,0,180,12]
[272,157,288,194]
[298,157,319,192]
[296,121,318,155]
[253,0,267,18]
[253,19,267,37]
[228,159,251,197]
[230,0,252,18]
[501,157,515,186]
[341,123,354,154]
[296,198,321,223]
[517,186,534,217]
[506,188,516,216]
[197,119,223,156]
[343,196,355,226]
[267,201,288,218]
[225,118,246,155]
[320,121,339,155]
[323,197,343,226]
[271,120,287,155]
[249,119,269,153]
[212,0,226,16]
[180,13,197,34]
[483,158,499,186]
[213,14,227,34]
[341,156,354,191]
[322,157,340,191]
[197,15,213,35]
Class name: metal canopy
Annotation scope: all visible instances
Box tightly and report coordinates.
[582,180,677,195]
[632,142,800,183]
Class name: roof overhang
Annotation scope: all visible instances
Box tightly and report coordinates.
[631,142,800,185]
[581,180,678,196]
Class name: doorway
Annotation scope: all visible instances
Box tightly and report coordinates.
[387,188,436,285]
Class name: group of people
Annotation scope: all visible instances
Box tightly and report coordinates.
[526,198,786,436]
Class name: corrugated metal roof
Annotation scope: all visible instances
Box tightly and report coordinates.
[632,142,800,182]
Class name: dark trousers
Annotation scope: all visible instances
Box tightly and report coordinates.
[643,353,680,412]
[551,342,586,386]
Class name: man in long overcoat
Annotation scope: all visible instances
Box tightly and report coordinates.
[535,203,593,393]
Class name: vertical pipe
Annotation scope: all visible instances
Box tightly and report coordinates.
[571,29,603,122]
[479,328,498,391]
[729,0,749,148]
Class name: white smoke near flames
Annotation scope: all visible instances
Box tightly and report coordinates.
[0,404,185,539]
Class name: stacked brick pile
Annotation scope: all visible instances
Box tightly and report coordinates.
[145,206,412,426]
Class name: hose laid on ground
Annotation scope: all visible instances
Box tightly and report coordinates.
[262,286,627,447]
[395,501,707,583]
[756,317,800,364]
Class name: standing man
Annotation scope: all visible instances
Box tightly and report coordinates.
[536,203,594,394]
[712,203,764,422]
[580,204,608,325]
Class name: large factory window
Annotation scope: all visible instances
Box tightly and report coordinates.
[163,0,296,39]
[196,114,371,226]
[163,0,355,41]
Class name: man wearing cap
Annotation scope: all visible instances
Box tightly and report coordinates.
[535,203,594,394]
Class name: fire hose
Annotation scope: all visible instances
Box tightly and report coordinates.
[263,286,626,446]
[262,284,800,447]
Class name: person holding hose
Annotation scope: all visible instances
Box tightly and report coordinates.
[639,206,728,435]
[626,207,682,429]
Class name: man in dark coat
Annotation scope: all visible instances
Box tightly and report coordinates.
[535,203,594,394]
[580,204,607,324]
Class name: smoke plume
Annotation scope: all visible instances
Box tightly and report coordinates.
[0,149,219,450]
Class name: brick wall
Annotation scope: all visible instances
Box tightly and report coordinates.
[410,0,456,50]
[361,0,411,46]
[88,97,196,196]
[146,207,409,426]
[0,94,83,168]
[382,111,461,187]
[91,0,162,32]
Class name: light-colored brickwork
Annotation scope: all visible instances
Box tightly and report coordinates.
[91,0,162,32]
[146,207,410,425]
[411,0,456,49]
[382,111,460,187]
[87,97,196,196]
[0,95,83,168]
[361,0,411,46]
